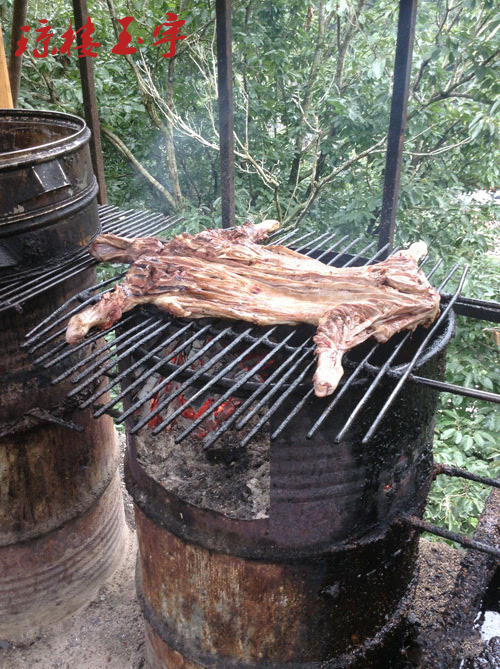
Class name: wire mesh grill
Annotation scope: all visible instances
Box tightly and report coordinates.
[0,205,184,313]
[23,210,499,450]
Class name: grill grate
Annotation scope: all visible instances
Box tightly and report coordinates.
[0,205,184,313]
[24,212,500,448]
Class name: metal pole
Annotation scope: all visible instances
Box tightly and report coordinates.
[378,0,418,253]
[215,0,235,228]
[72,0,108,205]
[7,0,28,107]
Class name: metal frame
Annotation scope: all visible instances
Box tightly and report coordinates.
[71,0,107,204]
[215,0,235,228]
[378,0,419,253]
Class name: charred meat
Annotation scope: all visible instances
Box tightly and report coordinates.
[66,221,440,397]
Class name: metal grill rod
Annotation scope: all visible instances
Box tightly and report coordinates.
[58,317,160,388]
[403,515,500,559]
[67,317,164,399]
[126,233,359,440]
[117,324,240,428]
[101,209,158,234]
[145,326,278,435]
[302,232,338,255]
[0,212,184,312]
[28,277,126,349]
[410,374,500,404]
[334,261,458,444]
[434,463,500,490]
[342,240,377,267]
[134,327,268,426]
[0,209,153,298]
[305,256,438,439]
[99,207,134,224]
[133,325,263,434]
[317,236,361,262]
[116,323,214,424]
[202,339,314,451]
[91,321,196,415]
[169,330,297,442]
[236,346,315,431]
[41,314,136,370]
[361,264,469,443]
[168,234,367,444]
[315,235,350,261]
[268,229,300,246]
[271,244,410,441]
[2,215,180,306]
[239,358,318,448]
[295,230,332,253]
[201,241,407,447]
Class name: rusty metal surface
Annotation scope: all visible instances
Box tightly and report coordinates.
[0,271,98,421]
[145,621,202,669]
[267,345,443,548]
[0,267,123,544]
[0,471,127,637]
[0,406,119,545]
[0,110,99,270]
[0,150,125,630]
[124,291,452,666]
[135,503,418,666]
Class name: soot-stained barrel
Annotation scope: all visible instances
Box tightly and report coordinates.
[124,310,454,667]
[0,111,127,636]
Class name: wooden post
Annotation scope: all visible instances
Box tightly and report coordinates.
[0,23,13,108]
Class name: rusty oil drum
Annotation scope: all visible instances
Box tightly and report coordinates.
[0,111,127,636]
[124,311,455,667]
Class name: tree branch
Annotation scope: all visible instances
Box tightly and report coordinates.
[101,127,178,209]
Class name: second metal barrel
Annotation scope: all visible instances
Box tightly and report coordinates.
[0,111,127,636]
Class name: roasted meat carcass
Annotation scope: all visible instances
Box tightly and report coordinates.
[66,221,440,397]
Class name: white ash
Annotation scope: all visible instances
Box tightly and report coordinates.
[136,412,270,520]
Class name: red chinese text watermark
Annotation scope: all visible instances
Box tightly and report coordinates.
[15,14,186,59]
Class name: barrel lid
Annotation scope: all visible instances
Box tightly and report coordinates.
[0,110,91,171]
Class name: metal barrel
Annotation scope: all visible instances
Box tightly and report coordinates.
[0,111,127,636]
[0,110,99,272]
[124,311,454,667]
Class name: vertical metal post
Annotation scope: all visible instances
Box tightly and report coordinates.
[378,0,418,253]
[7,0,28,107]
[215,0,235,228]
[72,0,108,205]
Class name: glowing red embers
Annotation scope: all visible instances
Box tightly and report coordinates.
[145,341,274,438]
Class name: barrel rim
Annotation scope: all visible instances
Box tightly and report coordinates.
[126,444,423,562]
[0,110,90,171]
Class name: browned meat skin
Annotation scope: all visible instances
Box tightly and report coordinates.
[66,222,440,397]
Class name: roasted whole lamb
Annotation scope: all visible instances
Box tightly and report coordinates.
[66,221,440,397]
